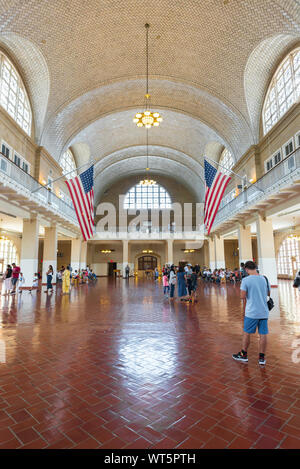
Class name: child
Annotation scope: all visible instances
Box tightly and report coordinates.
[163,272,170,298]
[18,272,25,293]
[72,270,79,287]
[29,273,39,293]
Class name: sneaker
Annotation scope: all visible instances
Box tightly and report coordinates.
[258,356,266,366]
[232,351,248,363]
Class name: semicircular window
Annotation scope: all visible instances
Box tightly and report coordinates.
[0,52,32,135]
[263,47,300,135]
[124,182,172,210]
[60,149,77,179]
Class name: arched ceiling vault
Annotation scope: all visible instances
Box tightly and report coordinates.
[94,155,203,204]
[0,0,299,175]
[68,109,228,167]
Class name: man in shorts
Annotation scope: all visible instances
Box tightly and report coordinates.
[232,260,270,366]
[11,263,20,294]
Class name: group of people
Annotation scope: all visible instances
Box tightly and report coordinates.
[202,265,248,284]
[1,263,97,296]
[160,264,199,303]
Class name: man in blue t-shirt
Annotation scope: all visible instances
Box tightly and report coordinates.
[232,260,270,366]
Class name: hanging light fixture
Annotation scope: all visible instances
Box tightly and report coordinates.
[133,24,162,129]
[139,129,156,186]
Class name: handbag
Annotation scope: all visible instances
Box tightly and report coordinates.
[263,276,274,311]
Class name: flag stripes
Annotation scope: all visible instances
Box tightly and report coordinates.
[204,160,231,235]
[65,165,94,241]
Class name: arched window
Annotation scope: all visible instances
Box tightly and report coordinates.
[0,52,32,135]
[60,149,77,179]
[219,148,234,175]
[0,237,18,273]
[124,182,172,209]
[277,236,300,277]
[263,47,300,135]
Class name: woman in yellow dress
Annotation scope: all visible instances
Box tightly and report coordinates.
[62,266,71,294]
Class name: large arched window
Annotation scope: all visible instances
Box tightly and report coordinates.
[277,236,300,277]
[263,48,300,135]
[124,182,172,209]
[0,237,18,273]
[60,149,77,179]
[0,52,32,135]
[219,148,234,176]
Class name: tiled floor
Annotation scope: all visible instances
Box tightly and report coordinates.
[0,278,300,449]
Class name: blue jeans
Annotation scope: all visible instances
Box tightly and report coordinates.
[170,284,175,298]
[163,286,170,295]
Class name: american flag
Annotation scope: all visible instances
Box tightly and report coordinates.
[204,160,231,235]
[65,165,94,241]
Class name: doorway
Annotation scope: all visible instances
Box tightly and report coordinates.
[138,256,157,271]
[108,262,117,276]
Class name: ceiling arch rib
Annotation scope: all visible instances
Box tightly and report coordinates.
[41,78,253,162]
[94,145,204,181]
[94,155,204,204]
[244,33,300,140]
[0,32,50,142]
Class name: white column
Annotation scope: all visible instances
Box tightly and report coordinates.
[208,237,215,271]
[42,226,57,284]
[166,239,173,265]
[71,238,81,271]
[122,240,129,277]
[238,224,253,265]
[80,241,88,269]
[214,234,225,269]
[20,218,39,287]
[256,214,278,286]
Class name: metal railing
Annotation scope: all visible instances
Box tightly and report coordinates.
[213,147,300,227]
[0,153,77,223]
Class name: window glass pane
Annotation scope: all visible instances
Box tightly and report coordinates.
[60,149,77,179]
[0,52,32,135]
[123,182,172,210]
[263,47,300,135]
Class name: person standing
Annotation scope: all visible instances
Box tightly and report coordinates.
[3,264,12,295]
[293,269,300,292]
[10,262,20,294]
[169,266,176,300]
[162,271,170,298]
[62,266,71,294]
[45,265,54,293]
[177,266,188,301]
[190,267,198,303]
[232,260,271,366]
[125,264,130,279]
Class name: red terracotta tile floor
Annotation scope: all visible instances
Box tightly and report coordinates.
[0,278,300,449]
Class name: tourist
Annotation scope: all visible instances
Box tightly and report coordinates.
[10,262,20,294]
[62,266,71,294]
[18,272,25,293]
[177,266,188,301]
[162,271,170,298]
[240,262,248,278]
[190,266,198,303]
[185,264,193,297]
[45,265,54,293]
[72,270,79,287]
[29,273,39,293]
[169,266,176,300]
[232,260,270,366]
[3,264,12,295]
[125,264,130,279]
[154,267,159,281]
[293,269,300,291]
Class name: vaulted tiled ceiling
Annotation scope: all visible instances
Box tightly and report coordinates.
[0,0,299,202]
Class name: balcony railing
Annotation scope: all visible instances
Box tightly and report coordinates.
[0,153,77,223]
[213,147,300,228]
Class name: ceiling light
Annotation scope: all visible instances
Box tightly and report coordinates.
[133,24,162,128]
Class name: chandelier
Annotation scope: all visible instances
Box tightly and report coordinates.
[133,24,162,129]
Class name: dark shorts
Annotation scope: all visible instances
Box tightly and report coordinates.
[11,278,18,286]
[244,317,268,335]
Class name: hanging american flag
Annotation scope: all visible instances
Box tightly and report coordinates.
[204,159,231,235]
[65,165,94,241]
